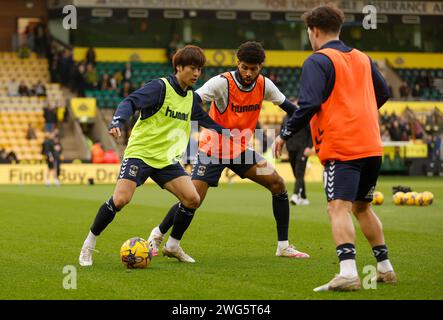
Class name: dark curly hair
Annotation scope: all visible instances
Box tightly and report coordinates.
[236,41,265,65]
[302,4,345,34]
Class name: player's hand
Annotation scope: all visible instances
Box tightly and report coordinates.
[303,147,312,157]
[109,117,123,139]
[272,135,285,159]
[109,127,122,138]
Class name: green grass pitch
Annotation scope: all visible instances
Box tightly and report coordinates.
[0,177,442,300]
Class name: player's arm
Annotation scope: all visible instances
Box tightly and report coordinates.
[273,55,331,157]
[369,58,390,109]
[109,80,164,138]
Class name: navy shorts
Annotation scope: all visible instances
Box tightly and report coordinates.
[191,149,265,187]
[118,158,189,188]
[323,156,382,202]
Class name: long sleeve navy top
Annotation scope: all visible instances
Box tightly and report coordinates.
[111,74,225,134]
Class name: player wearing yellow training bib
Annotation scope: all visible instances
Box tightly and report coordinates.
[79,46,226,266]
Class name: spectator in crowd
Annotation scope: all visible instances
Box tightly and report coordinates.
[53,143,63,181]
[0,148,8,163]
[85,63,98,89]
[59,49,74,86]
[399,81,411,98]
[18,81,30,96]
[2,149,18,163]
[26,123,37,140]
[99,73,112,91]
[166,34,181,65]
[24,25,35,52]
[43,102,58,132]
[388,120,403,141]
[86,47,96,66]
[122,62,132,82]
[7,151,18,163]
[33,80,46,97]
[281,115,312,206]
[17,43,31,59]
[401,121,411,141]
[269,72,282,88]
[7,79,19,96]
[34,22,48,57]
[110,73,119,90]
[91,141,105,163]
[41,132,59,186]
[73,63,87,96]
[412,83,422,98]
[412,118,425,140]
[120,81,134,98]
[380,124,391,142]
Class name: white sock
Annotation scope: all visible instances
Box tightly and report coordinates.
[339,259,358,278]
[377,259,394,273]
[166,236,180,250]
[278,240,289,250]
[152,226,164,237]
[83,231,97,249]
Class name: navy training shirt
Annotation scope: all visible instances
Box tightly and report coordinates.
[111,74,225,133]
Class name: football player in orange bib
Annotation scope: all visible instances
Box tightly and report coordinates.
[273,5,396,291]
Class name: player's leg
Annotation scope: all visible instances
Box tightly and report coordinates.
[148,179,210,259]
[148,153,221,257]
[155,174,201,262]
[287,150,299,204]
[314,160,361,292]
[45,159,53,186]
[236,152,309,258]
[295,148,308,204]
[352,156,396,283]
[79,158,147,266]
[53,161,60,186]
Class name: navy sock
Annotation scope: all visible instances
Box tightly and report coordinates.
[272,191,290,241]
[170,203,196,241]
[90,197,120,236]
[336,243,356,261]
[159,203,180,234]
[372,245,389,262]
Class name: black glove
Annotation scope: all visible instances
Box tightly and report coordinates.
[392,185,412,194]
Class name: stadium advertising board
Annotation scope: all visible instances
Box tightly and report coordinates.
[0,162,324,184]
[70,98,97,122]
[0,164,120,185]
[68,0,443,15]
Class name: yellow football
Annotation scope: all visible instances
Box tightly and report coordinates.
[422,191,434,205]
[393,192,405,205]
[372,191,384,205]
[414,193,425,206]
[120,237,152,269]
[403,192,416,206]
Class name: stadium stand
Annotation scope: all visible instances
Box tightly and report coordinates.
[0,52,65,162]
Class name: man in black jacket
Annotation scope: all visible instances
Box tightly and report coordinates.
[282,115,312,205]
